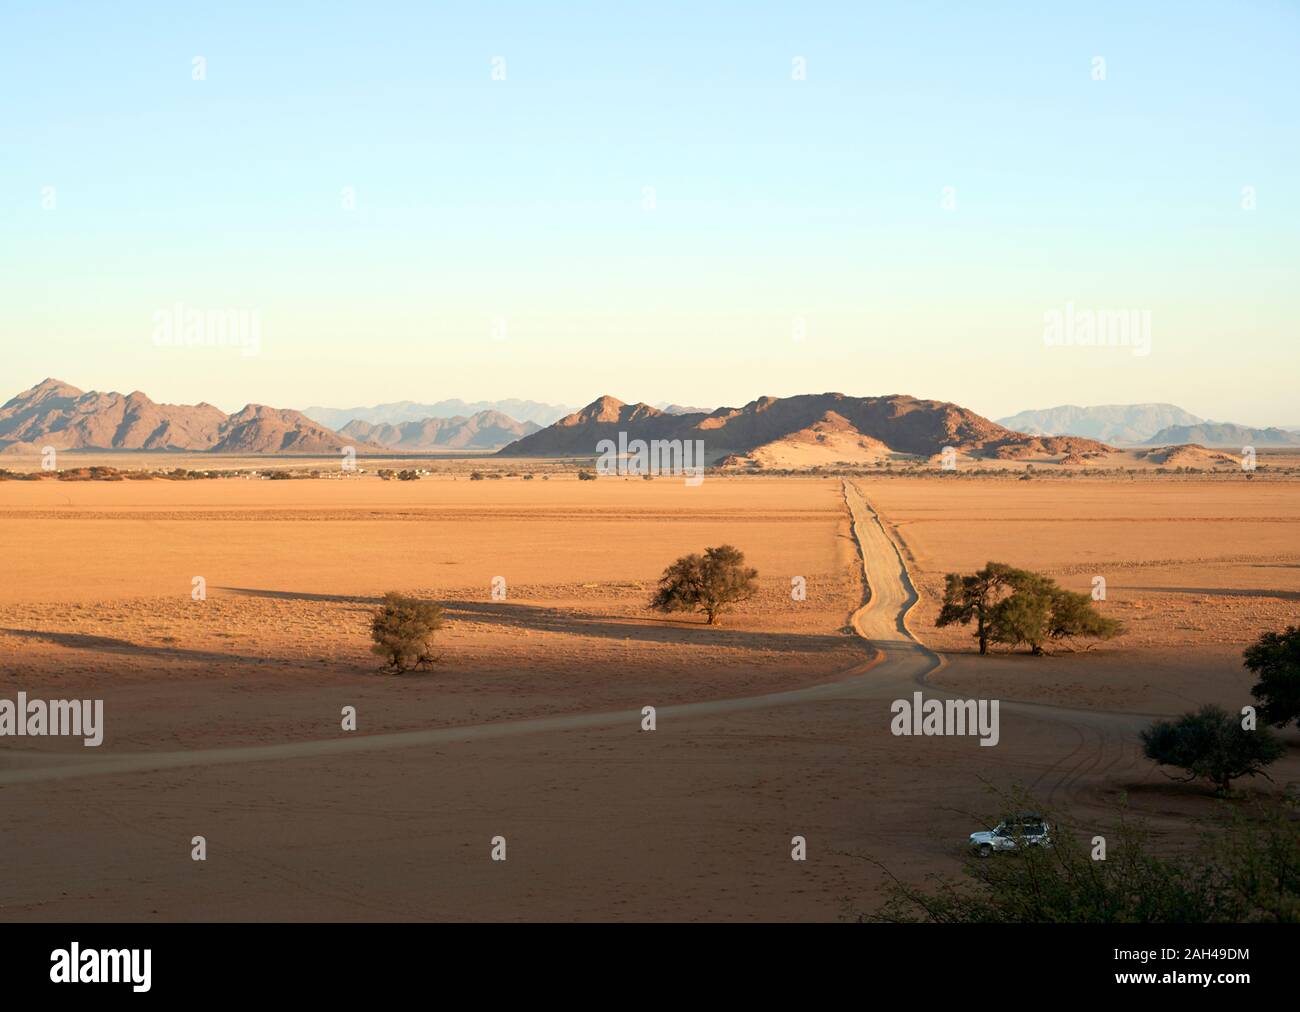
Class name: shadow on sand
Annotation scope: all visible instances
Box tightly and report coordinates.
[1119,585,1300,602]
[0,627,293,666]
[213,585,856,653]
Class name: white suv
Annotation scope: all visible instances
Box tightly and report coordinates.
[969,815,1052,857]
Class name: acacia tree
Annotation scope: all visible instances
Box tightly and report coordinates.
[370,592,444,672]
[1141,705,1285,795]
[987,575,1056,654]
[939,562,1122,656]
[992,580,1124,655]
[649,544,758,626]
[936,562,1029,654]
[1244,625,1300,730]
[1047,587,1124,643]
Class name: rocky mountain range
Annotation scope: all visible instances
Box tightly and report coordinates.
[0,379,366,454]
[19,381,1287,462]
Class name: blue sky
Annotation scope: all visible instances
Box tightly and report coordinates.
[2,1,1297,423]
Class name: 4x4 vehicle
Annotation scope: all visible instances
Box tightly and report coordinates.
[969,814,1052,857]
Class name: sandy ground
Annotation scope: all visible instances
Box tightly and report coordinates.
[866,478,1300,713]
[0,478,863,746]
[0,472,1297,920]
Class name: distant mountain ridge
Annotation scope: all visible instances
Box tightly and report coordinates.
[1144,422,1300,447]
[19,380,1289,459]
[0,379,370,454]
[341,411,540,451]
[995,403,1203,444]
[501,393,1113,464]
[303,398,572,430]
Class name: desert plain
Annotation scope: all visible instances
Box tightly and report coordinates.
[0,460,1297,920]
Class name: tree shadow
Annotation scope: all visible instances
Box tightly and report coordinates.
[1120,585,1300,602]
[215,586,858,653]
[216,587,376,605]
[0,627,288,665]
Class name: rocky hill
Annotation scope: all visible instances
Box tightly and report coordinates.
[500,393,1113,464]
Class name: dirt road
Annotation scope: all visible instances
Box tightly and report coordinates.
[0,480,1186,920]
[0,480,1134,785]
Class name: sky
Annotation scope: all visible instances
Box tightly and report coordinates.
[2,1,1298,424]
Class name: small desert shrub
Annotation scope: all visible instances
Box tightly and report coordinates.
[370,592,444,673]
[577,470,596,481]
[1142,705,1285,795]
[1245,625,1300,730]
